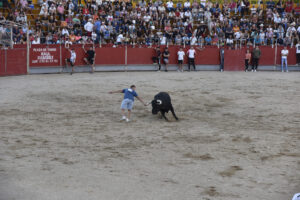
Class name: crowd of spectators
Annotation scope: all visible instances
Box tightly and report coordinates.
[1,0,300,48]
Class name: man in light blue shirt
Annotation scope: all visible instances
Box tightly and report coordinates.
[109,85,146,122]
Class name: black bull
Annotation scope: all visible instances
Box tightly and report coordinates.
[151,92,179,121]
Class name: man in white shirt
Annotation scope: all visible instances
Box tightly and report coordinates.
[281,46,289,72]
[187,46,196,71]
[143,14,151,22]
[84,19,94,35]
[177,47,185,72]
[184,1,191,11]
[64,48,77,75]
[166,0,174,12]
[62,28,69,36]
[296,40,300,65]
[116,33,124,45]
[32,37,40,44]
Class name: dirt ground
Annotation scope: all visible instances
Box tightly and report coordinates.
[0,71,299,200]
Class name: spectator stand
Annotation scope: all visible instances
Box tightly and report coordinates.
[0,0,300,75]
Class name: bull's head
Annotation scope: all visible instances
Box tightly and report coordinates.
[151,99,162,114]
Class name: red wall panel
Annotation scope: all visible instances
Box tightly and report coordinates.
[5,49,27,75]
[259,46,276,66]
[127,47,155,64]
[94,47,125,65]
[0,50,5,76]
[0,49,27,76]
[196,46,220,65]
[224,49,245,71]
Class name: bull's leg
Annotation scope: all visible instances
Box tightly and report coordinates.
[161,111,169,121]
[170,106,179,120]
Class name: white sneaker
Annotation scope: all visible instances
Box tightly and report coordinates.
[251,69,254,72]
[286,70,289,72]
[121,116,126,120]
[126,118,130,122]
[254,70,257,72]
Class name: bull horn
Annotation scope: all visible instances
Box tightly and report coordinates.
[146,101,151,106]
[156,99,162,105]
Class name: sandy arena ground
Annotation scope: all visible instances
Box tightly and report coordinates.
[0,71,299,200]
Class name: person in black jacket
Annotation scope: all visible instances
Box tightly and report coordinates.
[83,44,96,73]
[220,46,225,72]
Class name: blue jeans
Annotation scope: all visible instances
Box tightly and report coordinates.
[121,99,134,110]
[281,57,288,71]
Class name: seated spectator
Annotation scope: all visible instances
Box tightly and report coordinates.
[166,0,174,12]
[49,4,56,16]
[226,35,234,48]
[184,1,191,11]
[205,34,212,45]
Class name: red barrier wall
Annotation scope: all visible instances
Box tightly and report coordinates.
[1,45,297,76]
[0,49,27,76]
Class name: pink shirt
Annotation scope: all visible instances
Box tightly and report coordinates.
[57,6,64,14]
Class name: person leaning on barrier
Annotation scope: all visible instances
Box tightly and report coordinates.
[219,46,225,72]
[64,48,76,75]
[187,46,196,71]
[281,46,289,72]
[296,41,300,65]
[162,47,170,72]
[154,47,162,72]
[251,46,261,72]
[245,49,251,72]
[82,44,96,73]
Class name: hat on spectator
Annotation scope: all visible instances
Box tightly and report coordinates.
[259,24,264,27]
[290,22,295,26]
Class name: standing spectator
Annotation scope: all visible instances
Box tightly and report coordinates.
[252,46,261,72]
[84,18,94,37]
[154,47,162,71]
[64,48,77,75]
[187,46,196,71]
[281,46,289,72]
[162,47,170,72]
[296,41,300,65]
[245,49,251,72]
[57,3,65,20]
[220,46,225,72]
[177,47,185,72]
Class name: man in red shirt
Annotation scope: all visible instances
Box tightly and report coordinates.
[285,0,293,13]
[294,3,300,15]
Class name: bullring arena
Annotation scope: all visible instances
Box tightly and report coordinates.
[1,0,300,198]
[0,71,299,200]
